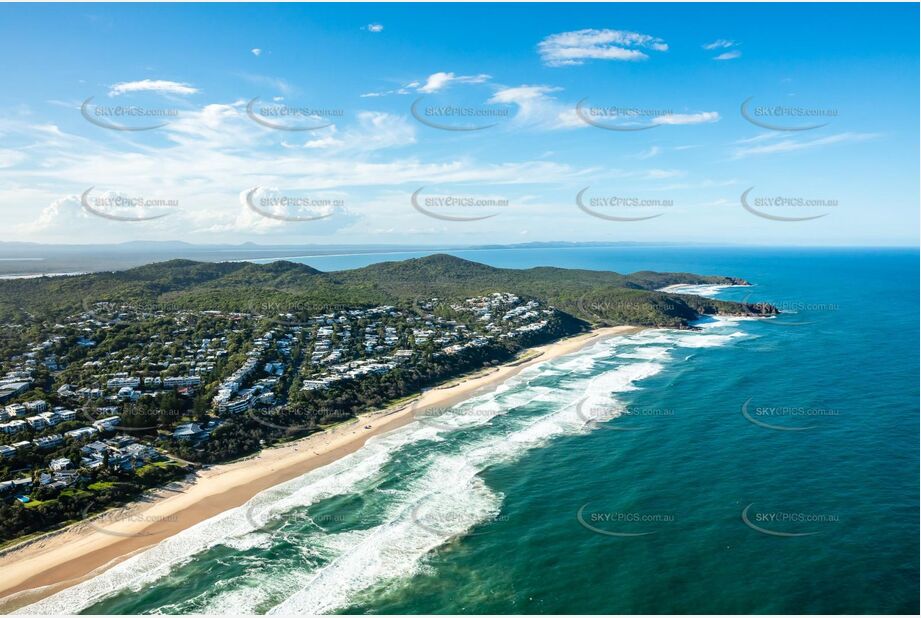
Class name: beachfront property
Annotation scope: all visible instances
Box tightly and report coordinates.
[0,419,26,434]
[49,457,72,471]
[173,423,204,441]
[64,426,98,441]
[163,376,202,388]
[0,293,559,526]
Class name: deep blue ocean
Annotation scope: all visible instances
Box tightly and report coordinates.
[24,246,919,614]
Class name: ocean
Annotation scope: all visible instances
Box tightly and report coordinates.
[20,247,919,614]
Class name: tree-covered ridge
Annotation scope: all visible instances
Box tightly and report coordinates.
[0,254,775,327]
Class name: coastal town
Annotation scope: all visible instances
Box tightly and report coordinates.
[0,292,565,542]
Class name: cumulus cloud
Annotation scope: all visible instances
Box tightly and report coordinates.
[24,195,86,233]
[108,79,198,97]
[251,48,262,56]
[21,191,178,236]
[366,23,384,32]
[538,29,668,66]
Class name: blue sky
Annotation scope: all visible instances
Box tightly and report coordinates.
[0,3,917,246]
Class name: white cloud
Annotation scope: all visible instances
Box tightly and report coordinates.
[732,132,878,158]
[23,195,85,233]
[538,29,667,66]
[0,100,597,243]
[251,48,262,56]
[21,192,178,236]
[634,146,662,160]
[488,85,583,130]
[108,79,198,97]
[0,149,26,168]
[366,23,383,33]
[363,73,488,98]
[216,186,352,235]
[640,168,685,180]
[714,50,742,61]
[301,111,415,152]
[703,39,737,50]
[652,112,720,125]
[418,72,491,93]
[703,40,741,60]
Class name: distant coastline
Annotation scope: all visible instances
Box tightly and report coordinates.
[0,272,86,280]
[0,241,730,277]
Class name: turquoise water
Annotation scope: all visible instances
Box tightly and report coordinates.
[22,248,919,614]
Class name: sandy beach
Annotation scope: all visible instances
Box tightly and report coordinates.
[0,325,641,612]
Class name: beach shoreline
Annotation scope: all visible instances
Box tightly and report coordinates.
[0,325,642,613]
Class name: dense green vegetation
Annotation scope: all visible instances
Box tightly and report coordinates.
[0,460,189,545]
[0,254,773,326]
[170,313,581,464]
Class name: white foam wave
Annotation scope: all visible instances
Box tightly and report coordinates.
[21,319,750,615]
[658,283,747,297]
[17,425,439,615]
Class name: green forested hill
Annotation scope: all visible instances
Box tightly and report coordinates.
[0,254,775,327]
